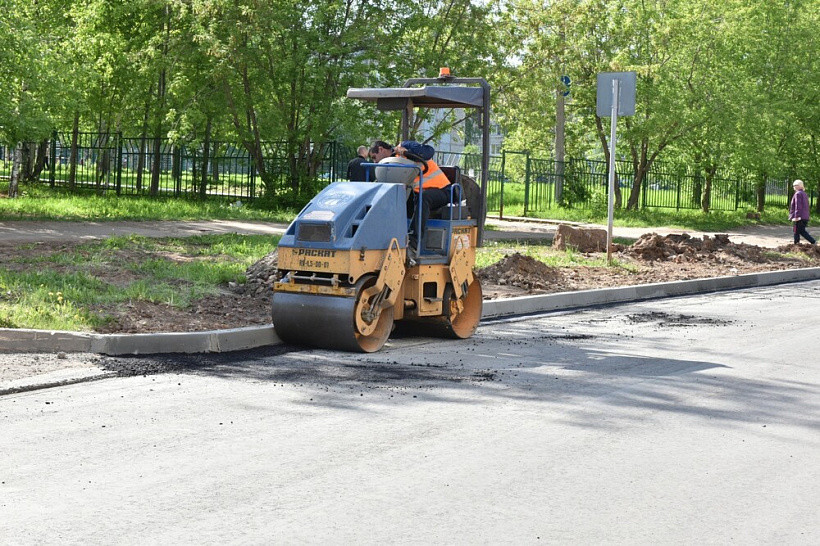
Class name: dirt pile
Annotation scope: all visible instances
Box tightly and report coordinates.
[776,243,820,259]
[235,250,278,296]
[476,253,563,290]
[625,233,768,263]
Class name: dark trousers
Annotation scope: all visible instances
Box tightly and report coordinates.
[408,187,450,248]
[793,219,816,244]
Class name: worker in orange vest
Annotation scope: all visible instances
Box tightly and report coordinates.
[395,140,452,262]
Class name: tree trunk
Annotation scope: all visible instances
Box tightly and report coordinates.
[69,112,80,191]
[31,139,49,181]
[691,154,703,206]
[150,133,162,196]
[755,176,766,213]
[95,130,110,192]
[136,88,153,193]
[223,70,272,196]
[150,68,166,196]
[200,117,212,199]
[626,142,650,210]
[701,164,718,213]
[20,142,34,183]
[8,142,23,198]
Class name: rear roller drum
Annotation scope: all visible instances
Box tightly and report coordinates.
[441,277,483,339]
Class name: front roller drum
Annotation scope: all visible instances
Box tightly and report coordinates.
[272,277,394,353]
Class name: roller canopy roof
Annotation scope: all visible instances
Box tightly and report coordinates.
[346,86,485,110]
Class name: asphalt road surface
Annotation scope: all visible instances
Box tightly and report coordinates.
[2,282,819,544]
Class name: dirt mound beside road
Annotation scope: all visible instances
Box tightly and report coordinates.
[476,253,562,291]
[776,243,820,259]
[625,233,768,263]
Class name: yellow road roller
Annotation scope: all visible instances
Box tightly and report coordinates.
[271,73,491,352]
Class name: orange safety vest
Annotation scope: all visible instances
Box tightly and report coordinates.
[411,159,450,193]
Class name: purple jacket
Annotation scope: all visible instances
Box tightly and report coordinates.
[789,189,810,220]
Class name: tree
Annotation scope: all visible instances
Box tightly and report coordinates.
[0,1,69,196]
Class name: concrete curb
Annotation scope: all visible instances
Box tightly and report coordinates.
[1,268,818,358]
[483,267,820,319]
[0,324,280,355]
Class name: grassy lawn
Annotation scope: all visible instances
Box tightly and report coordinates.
[0,233,629,331]
[0,184,294,222]
[0,234,276,331]
[1,181,794,231]
[491,181,791,231]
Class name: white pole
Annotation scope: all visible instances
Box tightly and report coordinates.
[607,78,620,265]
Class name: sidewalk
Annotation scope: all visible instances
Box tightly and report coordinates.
[485,217,790,248]
[0,217,792,248]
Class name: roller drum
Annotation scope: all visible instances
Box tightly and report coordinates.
[272,291,393,353]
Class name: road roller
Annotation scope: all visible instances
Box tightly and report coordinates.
[272,73,491,352]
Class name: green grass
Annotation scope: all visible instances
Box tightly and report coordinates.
[0,234,277,331]
[0,184,295,222]
[497,202,788,231]
[1,180,797,233]
[491,180,792,231]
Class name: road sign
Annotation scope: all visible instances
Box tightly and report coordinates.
[560,75,571,97]
[596,72,636,116]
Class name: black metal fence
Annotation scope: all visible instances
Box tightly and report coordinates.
[0,134,807,213]
[437,150,807,215]
[27,133,353,200]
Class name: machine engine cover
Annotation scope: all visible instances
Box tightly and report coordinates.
[279,182,408,253]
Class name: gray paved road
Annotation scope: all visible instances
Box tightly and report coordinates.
[2,282,819,544]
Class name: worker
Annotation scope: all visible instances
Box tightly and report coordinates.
[395,140,452,262]
[366,141,395,182]
[346,146,369,181]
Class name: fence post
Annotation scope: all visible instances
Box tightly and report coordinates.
[641,167,647,209]
[115,132,123,195]
[675,166,682,211]
[173,145,182,196]
[49,131,57,187]
[250,161,256,200]
[524,152,531,217]
[734,174,740,210]
[330,141,337,183]
[499,150,506,219]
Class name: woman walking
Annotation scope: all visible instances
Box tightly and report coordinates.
[789,179,816,244]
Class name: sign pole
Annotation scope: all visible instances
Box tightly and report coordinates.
[607,78,619,265]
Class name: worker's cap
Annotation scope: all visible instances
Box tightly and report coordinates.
[400,140,435,161]
[793,179,804,188]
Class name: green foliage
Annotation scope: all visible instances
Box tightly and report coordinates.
[1,0,815,205]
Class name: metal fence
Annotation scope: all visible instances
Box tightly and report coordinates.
[477,151,809,216]
[38,133,352,200]
[0,134,808,213]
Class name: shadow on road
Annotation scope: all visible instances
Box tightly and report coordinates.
[96,325,820,434]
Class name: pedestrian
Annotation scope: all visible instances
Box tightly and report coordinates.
[346,145,369,181]
[788,179,816,244]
